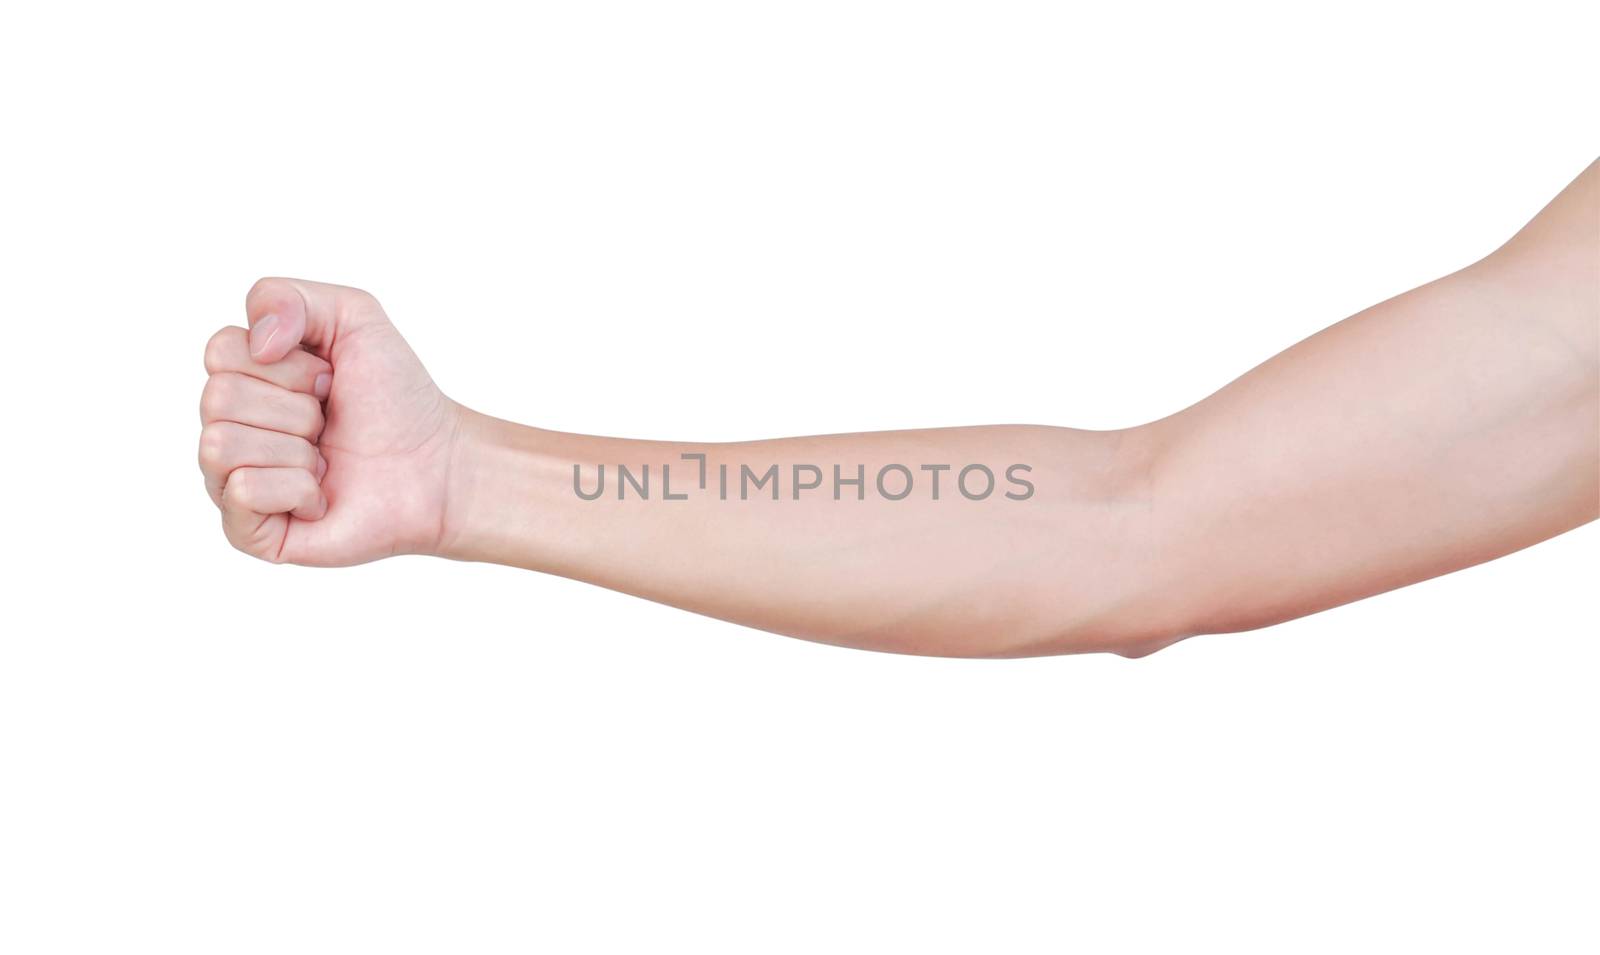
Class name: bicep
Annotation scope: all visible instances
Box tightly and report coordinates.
[1140,165,1598,636]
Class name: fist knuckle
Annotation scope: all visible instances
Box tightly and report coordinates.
[203,327,240,372]
[222,470,255,508]
[199,375,231,420]
[197,423,229,471]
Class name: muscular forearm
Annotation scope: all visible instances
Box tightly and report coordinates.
[438,414,1179,656]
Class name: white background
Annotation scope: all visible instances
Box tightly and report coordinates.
[2,2,1596,952]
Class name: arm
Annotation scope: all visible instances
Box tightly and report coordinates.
[440,416,1158,657]
[1133,161,1598,647]
[199,161,1598,657]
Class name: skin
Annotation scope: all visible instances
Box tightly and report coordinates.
[199,160,1599,657]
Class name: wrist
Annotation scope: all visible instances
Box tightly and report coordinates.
[436,406,505,562]
[435,406,567,568]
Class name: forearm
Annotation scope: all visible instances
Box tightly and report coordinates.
[439,412,1180,656]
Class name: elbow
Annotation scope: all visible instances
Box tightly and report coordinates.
[911,617,1193,660]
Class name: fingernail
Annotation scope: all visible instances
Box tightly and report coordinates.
[314,373,332,399]
[249,313,281,358]
[316,453,328,481]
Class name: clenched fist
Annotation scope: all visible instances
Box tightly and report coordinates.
[199,278,462,565]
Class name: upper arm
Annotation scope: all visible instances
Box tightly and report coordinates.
[1137,160,1598,640]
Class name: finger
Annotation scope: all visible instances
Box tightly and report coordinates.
[204,325,332,399]
[220,467,326,558]
[222,467,324,527]
[199,422,326,505]
[245,276,388,363]
[200,372,325,440]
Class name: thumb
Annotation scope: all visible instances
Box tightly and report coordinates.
[244,277,387,363]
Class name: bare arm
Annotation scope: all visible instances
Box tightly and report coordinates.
[440,416,1157,656]
[200,161,1598,657]
[1135,160,1598,648]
